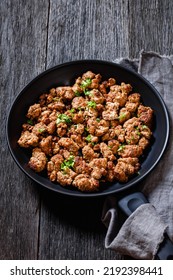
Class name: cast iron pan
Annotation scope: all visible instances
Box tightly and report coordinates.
[7,60,169,197]
[6,60,172,259]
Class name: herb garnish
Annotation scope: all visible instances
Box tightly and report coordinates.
[87,101,97,109]
[118,113,126,121]
[84,90,91,96]
[27,119,34,125]
[75,91,81,97]
[38,128,46,133]
[56,114,71,125]
[117,144,125,152]
[61,155,75,171]
[81,78,92,89]
[85,134,92,142]
[135,126,141,136]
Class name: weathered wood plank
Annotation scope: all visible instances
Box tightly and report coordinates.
[0,0,49,259]
[46,0,129,68]
[38,190,123,260]
[128,0,173,57]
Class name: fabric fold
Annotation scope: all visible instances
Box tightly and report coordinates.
[102,203,167,259]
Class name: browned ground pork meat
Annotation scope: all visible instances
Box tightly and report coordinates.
[18,70,154,192]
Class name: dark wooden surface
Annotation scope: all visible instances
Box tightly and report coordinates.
[1,0,173,260]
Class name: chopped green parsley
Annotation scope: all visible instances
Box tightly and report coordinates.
[85,134,92,142]
[74,91,81,96]
[81,78,92,89]
[56,114,71,125]
[38,128,46,133]
[61,155,75,171]
[87,101,97,109]
[118,113,127,121]
[84,90,91,96]
[27,119,34,125]
[117,144,125,152]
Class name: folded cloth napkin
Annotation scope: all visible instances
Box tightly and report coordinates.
[102,50,173,260]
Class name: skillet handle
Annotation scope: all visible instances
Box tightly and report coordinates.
[118,192,173,260]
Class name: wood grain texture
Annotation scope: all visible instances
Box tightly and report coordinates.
[128,0,173,57]
[1,0,173,260]
[38,190,123,259]
[46,0,129,68]
[0,0,49,259]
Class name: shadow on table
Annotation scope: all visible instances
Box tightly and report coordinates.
[38,184,112,233]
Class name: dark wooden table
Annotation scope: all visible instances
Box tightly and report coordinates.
[1,0,173,260]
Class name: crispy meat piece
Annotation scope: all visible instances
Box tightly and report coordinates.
[101,128,116,141]
[18,130,39,148]
[47,154,64,181]
[139,124,152,139]
[114,125,125,142]
[89,89,105,104]
[89,158,107,169]
[72,111,85,123]
[68,124,84,135]
[138,137,149,150]
[125,128,140,145]
[82,71,96,80]
[55,86,75,101]
[57,169,77,186]
[22,123,33,132]
[123,117,140,130]
[51,136,60,154]
[57,122,68,137]
[118,144,143,158]
[106,161,116,182]
[39,135,52,155]
[28,148,47,172]
[102,102,119,120]
[95,119,109,137]
[87,118,109,136]
[59,149,71,159]
[138,105,153,127]
[73,174,99,192]
[32,122,47,136]
[89,158,107,180]
[71,134,85,148]
[27,104,42,120]
[108,139,119,154]
[74,156,91,174]
[128,93,140,103]
[84,107,98,119]
[82,145,98,162]
[72,96,87,109]
[37,109,51,124]
[48,100,65,111]
[114,157,140,182]
[58,137,79,154]
[74,124,85,134]
[47,121,56,134]
[100,142,116,161]
[90,74,102,89]
[118,108,131,124]
[107,89,128,107]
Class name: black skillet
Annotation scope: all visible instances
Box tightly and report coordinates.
[6,60,172,258]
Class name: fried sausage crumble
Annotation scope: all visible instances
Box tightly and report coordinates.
[18,71,153,192]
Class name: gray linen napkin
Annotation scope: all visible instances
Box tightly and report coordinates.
[102,50,173,260]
